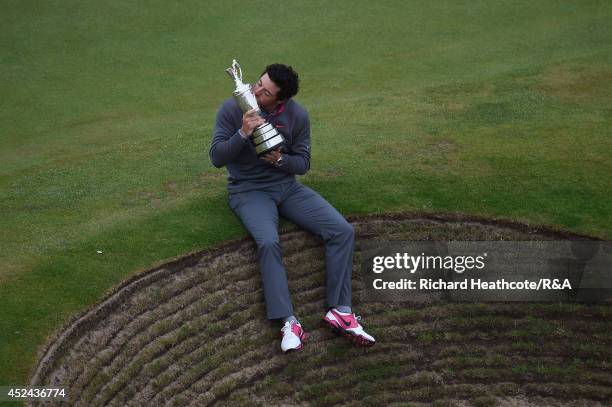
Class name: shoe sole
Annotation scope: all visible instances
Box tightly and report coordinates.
[322,319,375,347]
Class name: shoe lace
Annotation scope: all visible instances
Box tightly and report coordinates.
[281,320,297,334]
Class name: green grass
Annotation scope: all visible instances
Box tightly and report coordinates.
[1,0,612,389]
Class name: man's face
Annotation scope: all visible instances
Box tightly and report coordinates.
[253,73,282,111]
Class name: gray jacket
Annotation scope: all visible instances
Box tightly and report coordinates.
[210,97,311,193]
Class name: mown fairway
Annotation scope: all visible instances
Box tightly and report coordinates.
[1,0,611,398]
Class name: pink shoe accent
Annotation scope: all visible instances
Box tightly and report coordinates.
[329,309,360,329]
[322,309,376,347]
[292,322,303,337]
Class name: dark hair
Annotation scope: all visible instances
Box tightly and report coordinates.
[262,64,299,101]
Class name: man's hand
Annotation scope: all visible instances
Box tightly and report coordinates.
[262,148,282,166]
[240,109,265,138]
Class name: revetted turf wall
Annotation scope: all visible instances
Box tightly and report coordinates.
[30,215,611,406]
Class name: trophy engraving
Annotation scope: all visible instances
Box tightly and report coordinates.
[226,59,285,156]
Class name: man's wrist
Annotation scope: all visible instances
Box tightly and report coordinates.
[238,129,249,139]
[273,154,284,168]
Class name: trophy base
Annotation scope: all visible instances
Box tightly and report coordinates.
[252,123,285,156]
[257,143,285,157]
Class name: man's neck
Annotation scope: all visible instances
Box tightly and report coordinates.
[260,101,285,115]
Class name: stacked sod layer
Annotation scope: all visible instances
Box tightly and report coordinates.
[30,215,611,406]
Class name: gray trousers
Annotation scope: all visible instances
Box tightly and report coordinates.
[229,181,354,320]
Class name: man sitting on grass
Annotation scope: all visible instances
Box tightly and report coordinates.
[210,63,375,352]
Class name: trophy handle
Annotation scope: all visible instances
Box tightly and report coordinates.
[225,59,243,83]
[232,59,242,82]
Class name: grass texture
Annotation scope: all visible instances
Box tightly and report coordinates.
[1,0,611,391]
[28,218,612,406]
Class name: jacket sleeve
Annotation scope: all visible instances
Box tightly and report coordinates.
[278,111,311,175]
[209,102,249,168]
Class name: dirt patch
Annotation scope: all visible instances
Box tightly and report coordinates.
[537,63,612,105]
[29,214,610,406]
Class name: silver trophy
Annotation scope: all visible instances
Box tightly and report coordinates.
[226,59,285,156]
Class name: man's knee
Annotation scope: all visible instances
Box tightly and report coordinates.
[343,221,354,236]
[257,238,281,253]
[334,220,354,240]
